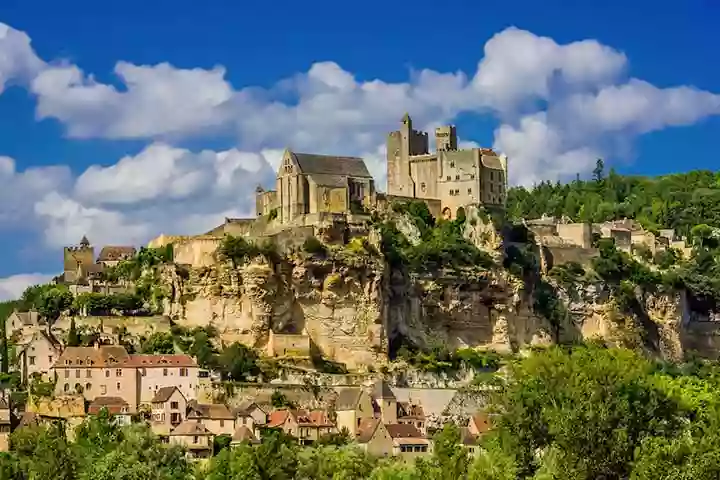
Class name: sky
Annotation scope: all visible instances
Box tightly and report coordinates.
[0,0,719,300]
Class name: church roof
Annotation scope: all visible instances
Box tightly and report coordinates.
[289,152,371,178]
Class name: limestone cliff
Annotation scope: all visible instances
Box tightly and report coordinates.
[156,204,719,370]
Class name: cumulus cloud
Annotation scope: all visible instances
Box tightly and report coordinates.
[0,23,45,93]
[0,155,72,228]
[0,273,53,301]
[0,21,719,264]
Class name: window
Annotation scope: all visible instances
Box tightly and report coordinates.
[85,383,91,391]
[141,368,146,376]
[470,174,475,180]
[116,382,121,391]
[48,356,53,364]
[116,369,122,377]
[243,417,248,426]
[450,161,455,167]
[446,176,451,181]
[490,171,494,180]
[86,369,92,378]
[468,188,472,195]
[75,369,80,378]
[64,370,70,379]
[420,182,426,192]
[101,385,107,395]
[64,383,69,392]
[219,420,225,427]
[455,175,460,180]
[193,436,199,444]
[171,401,179,409]
[163,368,168,377]
[29,356,35,366]
[179,368,187,377]
[490,184,494,192]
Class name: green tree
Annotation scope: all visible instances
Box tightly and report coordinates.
[215,342,260,381]
[67,317,80,347]
[592,158,605,182]
[416,423,470,480]
[37,287,73,325]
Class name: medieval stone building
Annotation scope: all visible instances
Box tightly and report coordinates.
[386,114,508,219]
[256,149,375,225]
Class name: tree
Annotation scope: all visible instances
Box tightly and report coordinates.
[215,342,260,381]
[37,287,73,325]
[140,332,175,354]
[416,423,470,480]
[67,318,80,347]
[592,158,605,182]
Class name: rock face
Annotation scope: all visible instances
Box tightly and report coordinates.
[158,204,715,369]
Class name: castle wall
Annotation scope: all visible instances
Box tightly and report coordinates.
[53,315,171,339]
[268,332,311,357]
[545,246,599,269]
[376,194,443,219]
[409,156,439,199]
[63,246,95,273]
[222,219,256,237]
[556,223,592,248]
[172,236,223,267]
[437,150,479,219]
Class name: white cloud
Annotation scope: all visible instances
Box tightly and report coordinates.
[32,62,234,139]
[0,23,45,93]
[0,273,54,301]
[0,21,718,260]
[0,155,72,228]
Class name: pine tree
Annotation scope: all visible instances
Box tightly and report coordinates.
[67,317,80,347]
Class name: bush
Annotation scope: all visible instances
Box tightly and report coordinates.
[302,236,327,256]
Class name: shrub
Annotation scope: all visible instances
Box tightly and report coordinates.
[302,236,327,256]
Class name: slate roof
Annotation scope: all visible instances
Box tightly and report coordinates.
[335,388,362,411]
[152,386,182,403]
[170,420,213,436]
[54,345,129,368]
[124,354,197,368]
[356,418,381,444]
[231,425,260,444]
[289,151,371,178]
[97,246,137,262]
[187,402,234,420]
[372,380,396,400]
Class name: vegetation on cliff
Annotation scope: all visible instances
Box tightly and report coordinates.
[507,163,720,236]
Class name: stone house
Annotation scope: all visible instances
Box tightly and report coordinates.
[356,418,394,457]
[233,401,267,438]
[16,329,63,384]
[386,114,508,220]
[386,423,430,459]
[0,396,11,452]
[151,386,187,433]
[397,402,426,435]
[51,345,138,410]
[459,427,481,456]
[334,387,375,436]
[96,246,137,267]
[256,149,376,225]
[6,310,42,336]
[187,401,235,436]
[168,420,214,459]
[88,396,132,426]
[125,354,199,405]
[267,409,335,445]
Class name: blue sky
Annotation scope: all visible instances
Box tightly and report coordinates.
[0,0,719,299]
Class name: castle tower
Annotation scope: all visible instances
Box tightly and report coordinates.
[435,125,457,151]
[386,113,428,196]
[63,235,95,283]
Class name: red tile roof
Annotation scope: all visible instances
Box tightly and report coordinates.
[88,397,130,415]
[267,410,289,428]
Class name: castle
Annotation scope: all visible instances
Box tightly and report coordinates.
[386,114,508,220]
[253,114,508,225]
